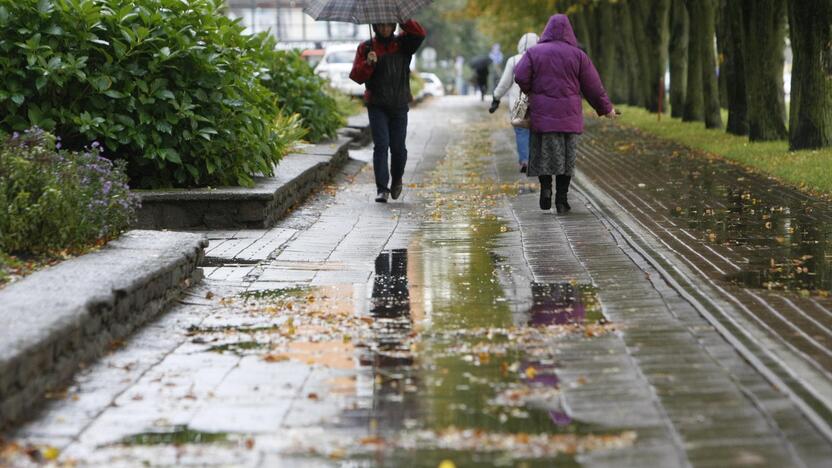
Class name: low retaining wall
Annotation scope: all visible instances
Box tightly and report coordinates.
[0,230,207,427]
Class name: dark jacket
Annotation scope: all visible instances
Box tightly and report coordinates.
[515,15,612,134]
[350,20,427,109]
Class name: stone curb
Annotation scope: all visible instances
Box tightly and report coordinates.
[134,130,361,230]
[0,230,207,428]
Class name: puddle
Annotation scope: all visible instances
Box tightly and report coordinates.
[326,122,633,464]
[118,426,230,446]
[186,324,281,335]
[238,286,310,302]
[206,341,271,355]
[529,283,604,326]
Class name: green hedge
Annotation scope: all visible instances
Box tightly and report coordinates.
[0,0,341,188]
[256,40,345,142]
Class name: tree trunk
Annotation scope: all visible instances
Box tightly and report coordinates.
[641,0,672,112]
[741,0,788,141]
[629,0,654,110]
[615,0,642,105]
[788,0,832,149]
[571,6,593,54]
[669,0,688,118]
[722,0,749,135]
[715,1,729,109]
[596,2,617,94]
[701,0,723,128]
[683,0,703,122]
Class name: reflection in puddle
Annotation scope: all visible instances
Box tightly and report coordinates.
[366,249,414,367]
[332,124,633,465]
[529,283,603,326]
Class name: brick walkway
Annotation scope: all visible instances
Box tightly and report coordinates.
[3,97,830,467]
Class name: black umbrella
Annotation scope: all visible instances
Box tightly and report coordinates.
[469,55,492,72]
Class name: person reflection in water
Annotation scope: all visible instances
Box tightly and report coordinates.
[370,249,412,366]
[529,282,586,326]
[522,282,588,427]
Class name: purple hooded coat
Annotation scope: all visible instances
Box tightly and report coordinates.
[514,15,613,134]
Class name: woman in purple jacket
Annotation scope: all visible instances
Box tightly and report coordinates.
[515,14,617,214]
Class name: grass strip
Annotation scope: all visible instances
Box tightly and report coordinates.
[615,105,832,197]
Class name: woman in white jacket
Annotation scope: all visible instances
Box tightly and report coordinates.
[489,32,540,173]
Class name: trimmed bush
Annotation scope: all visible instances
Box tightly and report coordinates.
[0,128,139,255]
[0,0,314,188]
[256,41,345,142]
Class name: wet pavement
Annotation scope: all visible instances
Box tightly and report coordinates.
[2,97,831,467]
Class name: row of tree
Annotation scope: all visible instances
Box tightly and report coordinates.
[461,0,831,151]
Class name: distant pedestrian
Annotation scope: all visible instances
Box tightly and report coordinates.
[490,32,540,173]
[469,55,492,101]
[515,14,617,214]
[350,20,427,203]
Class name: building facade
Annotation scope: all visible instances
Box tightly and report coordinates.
[225,1,369,50]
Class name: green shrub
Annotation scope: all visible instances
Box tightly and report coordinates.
[0,128,140,254]
[327,86,364,118]
[255,41,344,142]
[410,73,425,99]
[0,0,310,188]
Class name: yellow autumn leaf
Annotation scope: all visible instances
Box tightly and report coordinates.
[42,446,60,461]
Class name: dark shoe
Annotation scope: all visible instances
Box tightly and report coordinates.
[540,187,552,210]
[375,191,389,203]
[390,181,403,200]
[555,193,571,213]
[520,164,528,174]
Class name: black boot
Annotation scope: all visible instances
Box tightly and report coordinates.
[539,175,553,210]
[555,175,572,214]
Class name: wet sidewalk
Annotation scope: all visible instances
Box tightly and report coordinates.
[2,97,831,467]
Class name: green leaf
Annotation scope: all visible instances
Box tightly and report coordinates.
[37,0,53,14]
[11,94,24,105]
[89,76,112,92]
[162,148,181,163]
[47,56,61,70]
[156,89,175,100]
[103,90,126,99]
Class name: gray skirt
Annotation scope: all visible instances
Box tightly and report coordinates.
[527,132,579,177]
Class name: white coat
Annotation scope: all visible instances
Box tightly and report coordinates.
[493,33,540,120]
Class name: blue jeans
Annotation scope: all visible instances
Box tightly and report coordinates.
[514,127,530,165]
[368,105,408,193]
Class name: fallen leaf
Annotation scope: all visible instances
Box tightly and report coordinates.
[42,446,59,461]
[360,436,385,446]
[263,354,290,363]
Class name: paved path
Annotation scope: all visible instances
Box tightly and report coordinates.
[3,97,830,467]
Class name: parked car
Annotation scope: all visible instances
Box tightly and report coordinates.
[419,72,445,97]
[315,43,364,97]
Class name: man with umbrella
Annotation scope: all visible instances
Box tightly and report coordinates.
[349,20,427,203]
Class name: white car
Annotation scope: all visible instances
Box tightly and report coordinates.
[419,72,445,97]
[315,43,365,97]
